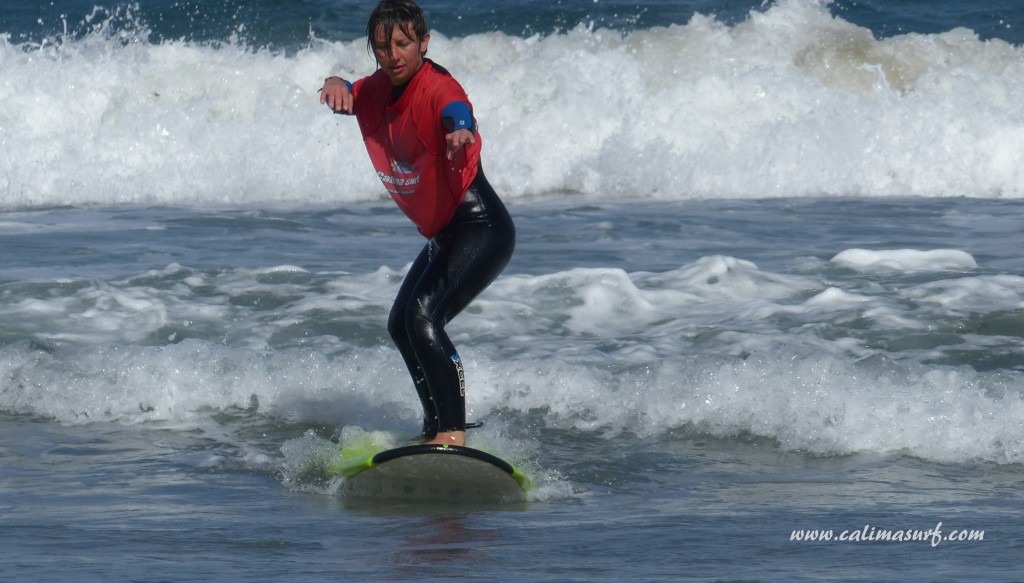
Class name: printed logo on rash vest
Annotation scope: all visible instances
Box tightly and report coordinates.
[377,160,421,196]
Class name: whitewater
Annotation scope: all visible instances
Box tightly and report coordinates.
[2,0,1024,208]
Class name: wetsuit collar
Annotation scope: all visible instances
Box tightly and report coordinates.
[390,58,432,104]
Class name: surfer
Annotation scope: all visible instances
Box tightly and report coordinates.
[319,0,515,447]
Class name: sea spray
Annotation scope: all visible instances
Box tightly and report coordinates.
[3,0,1024,208]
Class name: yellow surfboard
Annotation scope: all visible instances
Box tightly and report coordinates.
[328,443,531,504]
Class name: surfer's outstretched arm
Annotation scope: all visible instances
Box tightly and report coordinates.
[441,100,476,160]
[319,76,354,114]
[445,129,475,160]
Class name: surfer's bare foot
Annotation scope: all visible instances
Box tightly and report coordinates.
[426,431,465,447]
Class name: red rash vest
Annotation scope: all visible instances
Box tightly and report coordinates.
[351,61,481,239]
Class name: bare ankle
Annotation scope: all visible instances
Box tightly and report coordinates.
[426,431,465,447]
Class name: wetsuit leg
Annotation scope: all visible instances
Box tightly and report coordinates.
[388,242,438,435]
[387,168,515,436]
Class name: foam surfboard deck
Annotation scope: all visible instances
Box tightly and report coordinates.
[328,443,531,503]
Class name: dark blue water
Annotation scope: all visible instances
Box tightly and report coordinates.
[3,0,1023,49]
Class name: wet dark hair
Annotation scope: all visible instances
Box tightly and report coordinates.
[366,0,428,58]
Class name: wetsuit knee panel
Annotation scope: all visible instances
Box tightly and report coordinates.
[387,301,413,343]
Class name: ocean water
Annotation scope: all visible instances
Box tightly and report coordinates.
[2,1,1023,581]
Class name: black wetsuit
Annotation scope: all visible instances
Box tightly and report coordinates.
[387,167,515,437]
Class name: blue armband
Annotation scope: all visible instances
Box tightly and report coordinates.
[441,101,476,133]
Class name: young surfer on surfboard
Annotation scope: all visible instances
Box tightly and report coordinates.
[319,0,515,447]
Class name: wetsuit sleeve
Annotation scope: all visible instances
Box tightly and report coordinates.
[441,101,476,134]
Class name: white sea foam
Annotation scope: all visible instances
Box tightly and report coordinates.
[2,250,1022,464]
[3,0,1024,209]
[830,249,978,272]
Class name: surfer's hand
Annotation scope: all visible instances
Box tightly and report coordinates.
[445,129,475,160]
[320,77,353,115]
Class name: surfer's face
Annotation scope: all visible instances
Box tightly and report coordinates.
[373,25,429,86]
